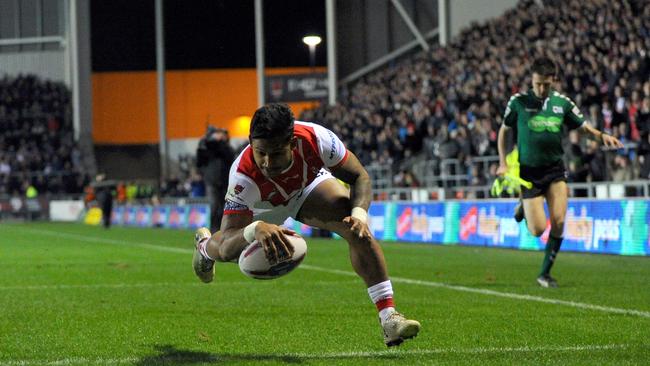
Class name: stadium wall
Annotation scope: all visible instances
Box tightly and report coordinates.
[0,51,66,82]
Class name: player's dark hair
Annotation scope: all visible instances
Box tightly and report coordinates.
[249,103,295,142]
[530,57,557,77]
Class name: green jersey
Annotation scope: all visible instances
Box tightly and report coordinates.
[503,90,585,167]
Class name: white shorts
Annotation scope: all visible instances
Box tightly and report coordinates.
[252,169,334,225]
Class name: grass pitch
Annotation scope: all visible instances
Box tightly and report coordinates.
[0,222,648,365]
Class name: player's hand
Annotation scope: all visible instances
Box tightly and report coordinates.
[601,133,624,149]
[255,222,296,265]
[343,216,372,241]
[496,164,508,177]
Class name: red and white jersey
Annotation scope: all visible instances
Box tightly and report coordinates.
[223,121,349,216]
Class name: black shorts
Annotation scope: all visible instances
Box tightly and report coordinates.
[519,161,568,199]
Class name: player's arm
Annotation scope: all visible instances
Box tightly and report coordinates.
[498,95,518,176]
[331,152,373,240]
[578,122,624,149]
[563,98,624,149]
[497,124,511,176]
[217,213,296,264]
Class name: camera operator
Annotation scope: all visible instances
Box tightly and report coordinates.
[197,126,235,232]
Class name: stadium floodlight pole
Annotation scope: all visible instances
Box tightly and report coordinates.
[438,0,449,46]
[390,0,429,51]
[325,0,337,106]
[303,35,321,72]
[255,0,265,107]
[68,0,81,141]
[155,0,169,179]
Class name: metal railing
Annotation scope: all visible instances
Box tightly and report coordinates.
[371,180,650,202]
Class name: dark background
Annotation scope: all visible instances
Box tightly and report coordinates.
[91,0,327,71]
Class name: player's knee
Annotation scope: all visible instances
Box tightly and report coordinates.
[217,245,237,262]
[551,216,564,227]
[212,233,237,262]
[333,226,373,247]
[530,225,546,237]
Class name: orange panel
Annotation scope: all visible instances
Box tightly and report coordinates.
[92,67,328,143]
[165,69,259,139]
[92,72,159,144]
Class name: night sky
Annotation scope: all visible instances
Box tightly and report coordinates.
[90,0,327,71]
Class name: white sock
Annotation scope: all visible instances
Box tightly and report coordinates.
[367,280,394,303]
[368,280,396,323]
[198,238,215,261]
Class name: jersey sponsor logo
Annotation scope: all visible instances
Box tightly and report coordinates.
[224,198,248,212]
[528,115,562,133]
[552,106,564,114]
[524,108,539,113]
[234,184,244,195]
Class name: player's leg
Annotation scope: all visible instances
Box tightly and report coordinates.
[206,184,219,233]
[537,180,568,287]
[298,178,386,285]
[514,195,525,222]
[523,195,547,237]
[296,178,420,347]
[210,185,226,233]
[192,228,219,283]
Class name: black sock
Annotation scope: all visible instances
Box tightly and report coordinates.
[540,235,563,277]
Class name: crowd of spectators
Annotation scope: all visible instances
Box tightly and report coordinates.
[301,0,650,186]
[0,74,88,198]
[9,0,648,204]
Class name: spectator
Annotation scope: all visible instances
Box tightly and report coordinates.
[196,126,235,232]
[610,154,635,182]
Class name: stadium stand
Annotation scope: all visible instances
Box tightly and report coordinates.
[0,74,88,198]
[301,0,650,191]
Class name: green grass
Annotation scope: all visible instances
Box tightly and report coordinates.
[0,222,649,365]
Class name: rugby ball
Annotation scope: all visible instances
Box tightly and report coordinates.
[238,234,307,280]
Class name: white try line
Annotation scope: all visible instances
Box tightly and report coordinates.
[0,344,634,365]
[11,227,650,319]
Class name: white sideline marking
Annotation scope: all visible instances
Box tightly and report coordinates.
[0,280,348,291]
[301,265,650,318]
[19,227,190,254]
[14,227,650,319]
[0,344,632,365]
[0,282,202,291]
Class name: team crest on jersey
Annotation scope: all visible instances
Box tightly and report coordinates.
[552,106,564,114]
[234,184,244,195]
